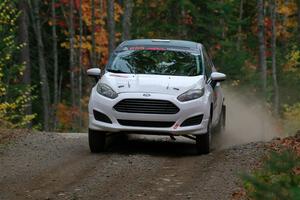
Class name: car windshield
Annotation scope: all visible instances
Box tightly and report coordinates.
[107,49,203,76]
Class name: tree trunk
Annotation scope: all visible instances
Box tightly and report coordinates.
[51,0,59,130]
[180,5,188,39]
[257,0,267,93]
[91,0,96,67]
[297,0,300,44]
[220,0,226,39]
[271,0,279,115]
[79,0,83,130]
[107,0,116,57]
[32,0,51,131]
[58,73,63,104]
[97,0,103,63]
[69,0,76,108]
[237,0,244,51]
[18,0,31,117]
[122,0,133,41]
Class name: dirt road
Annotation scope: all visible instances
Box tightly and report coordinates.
[0,132,266,200]
[0,90,279,200]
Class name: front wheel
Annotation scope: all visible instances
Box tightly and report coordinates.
[195,119,212,155]
[88,129,106,153]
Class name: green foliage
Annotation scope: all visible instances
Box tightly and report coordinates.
[283,103,300,135]
[215,41,254,80]
[243,150,300,200]
[0,0,36,128]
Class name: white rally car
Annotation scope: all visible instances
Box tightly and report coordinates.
[87,39,226,154]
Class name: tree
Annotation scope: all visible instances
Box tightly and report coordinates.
[122,0,133,41]
[297,0,300,44]
[0,0,35,128]
[107,0,115,57]
[79,0,83,129]
[31,0,51,131]
[91,0,96,66]
[257,0,267,93]
[69,0,76,109]
[237,0,244,51]
[18,0,31,117]
[51,0,59,129]
[271,0,279,115]
[4,0,297,131]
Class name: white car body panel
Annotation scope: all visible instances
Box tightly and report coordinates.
[102,73,205,96]
[88,73,223,135]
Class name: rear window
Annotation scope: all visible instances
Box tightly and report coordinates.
[107,49,203,76]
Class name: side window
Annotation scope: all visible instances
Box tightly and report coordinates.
[203,49,212,78]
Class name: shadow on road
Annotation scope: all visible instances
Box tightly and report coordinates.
[104,134,200,157]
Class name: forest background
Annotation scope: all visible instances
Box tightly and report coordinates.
[0,0,299,134]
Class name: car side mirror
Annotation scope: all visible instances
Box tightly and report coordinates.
[87,68,101,82]
[211,72,226,82]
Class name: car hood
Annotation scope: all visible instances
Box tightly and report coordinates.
[100,73,205,96]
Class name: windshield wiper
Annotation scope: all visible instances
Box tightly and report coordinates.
[107,69,128,74]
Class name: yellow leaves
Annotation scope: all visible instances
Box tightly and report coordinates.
[277,1,298,16]
[0,99,36,128]
[61,42,69,48]
[5,54,10,60]
[285,19,297,28]
[0,86,7,96]
[0,102,14,111]
[290,51,300,62]
[0,1,35,128]
[231,80,240,87]
[114,2,123,21]
[18,114,36,127]
[284,49,300,72]
[0,1,17,26]
[276,23,292,39]
[81,42,92,50]
[60,0,123,67]
[275,0,298,40]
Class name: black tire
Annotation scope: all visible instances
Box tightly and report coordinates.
[88,129,106,153]
[196,119,212,155]
[216,105,226,134]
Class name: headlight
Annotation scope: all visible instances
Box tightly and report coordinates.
[96,83,118,99]
[177,88,204,102]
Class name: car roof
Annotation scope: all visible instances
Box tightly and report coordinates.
[116,39,202,52]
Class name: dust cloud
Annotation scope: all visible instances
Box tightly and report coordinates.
[214,88,282,149]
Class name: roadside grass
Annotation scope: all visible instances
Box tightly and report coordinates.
[233,131,300,200]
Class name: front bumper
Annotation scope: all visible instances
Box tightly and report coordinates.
[88,89,211,135]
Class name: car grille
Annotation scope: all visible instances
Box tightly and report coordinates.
[118,119,175,128]
[114,99,180,114]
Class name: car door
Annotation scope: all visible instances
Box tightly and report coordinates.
[202,47,223,127]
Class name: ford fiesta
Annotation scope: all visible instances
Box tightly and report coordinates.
[87,39,226,154]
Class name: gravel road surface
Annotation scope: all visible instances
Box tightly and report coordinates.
[0,132,266,200]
